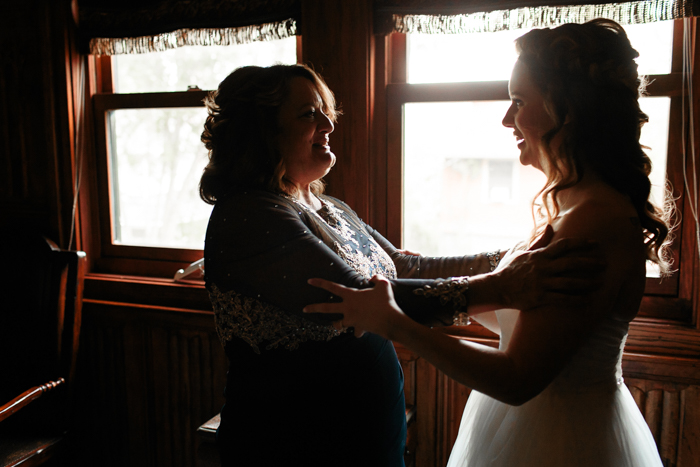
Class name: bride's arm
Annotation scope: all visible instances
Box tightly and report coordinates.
[306,201,641,405]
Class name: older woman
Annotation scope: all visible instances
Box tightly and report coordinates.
[200,64,600,467]
[306,20,668,467]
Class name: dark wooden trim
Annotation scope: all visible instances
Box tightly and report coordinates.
[681,17,700,329]
[623,352,700,385]
[300,0,374,218]
[369,35,389,235]
[92,256,202,278]
[83,299,214,327]
[390,33,407,85]
[94,55,113,94]
[386,96,403,247]
[97,244,202,262]
[93,91,209,110]
[84,273,211,311]
[387,73,683,105]
[671,18,686,75]
[415,357,439,467]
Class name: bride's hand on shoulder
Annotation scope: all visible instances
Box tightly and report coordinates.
[303,275,405,338]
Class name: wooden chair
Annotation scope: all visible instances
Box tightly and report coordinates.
[0,232,86,467]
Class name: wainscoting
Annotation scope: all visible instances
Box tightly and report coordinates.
[72,298,226,467]
[71,291,700,467]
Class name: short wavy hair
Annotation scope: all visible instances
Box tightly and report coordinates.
[516,18,673,274]
[199,64,338,204]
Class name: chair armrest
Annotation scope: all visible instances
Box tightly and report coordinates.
[0,378,64,423]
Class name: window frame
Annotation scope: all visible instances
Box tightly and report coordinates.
[385,20,694,324]
[84,36,302,277]
[93,90,209,269]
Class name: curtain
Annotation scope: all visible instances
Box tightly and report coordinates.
[79,0,300,55]
[374,0,700,34]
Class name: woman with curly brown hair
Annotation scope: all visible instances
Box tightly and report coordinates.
[306,19,669,466]
[200,63,601,466]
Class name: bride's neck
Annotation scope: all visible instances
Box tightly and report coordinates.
[553,169,604,211]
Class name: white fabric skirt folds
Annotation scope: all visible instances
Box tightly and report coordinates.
[446,381,663,467]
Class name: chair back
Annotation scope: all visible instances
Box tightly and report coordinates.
[0,231,86,434]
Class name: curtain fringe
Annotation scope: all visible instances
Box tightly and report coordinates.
[391,1,693,34]
[89,18,297,55]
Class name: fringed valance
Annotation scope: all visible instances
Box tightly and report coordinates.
[79,0,300,55]
[89,19,297,55]
[376,0,700,34]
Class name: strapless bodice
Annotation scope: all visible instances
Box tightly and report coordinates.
[497,309,628,393]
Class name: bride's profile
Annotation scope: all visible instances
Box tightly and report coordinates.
[305,18,671,466]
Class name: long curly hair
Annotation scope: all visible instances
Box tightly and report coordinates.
[515,18,673,274]
[199,64,338,204]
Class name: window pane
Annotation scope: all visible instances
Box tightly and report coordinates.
[408,29,527,83]
[407,21,673,84]
[640,97,670,208]
[109,108,212,249]
[402,98,671,258]
[403,101,545,255]
[113,37,297,93]
[640,96,671,278]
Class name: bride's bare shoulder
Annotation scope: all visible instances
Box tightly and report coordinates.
[554,187,643,256]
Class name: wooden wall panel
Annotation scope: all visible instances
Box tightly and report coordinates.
[0,0,77,247]
[436,376,471,464]
[300,0,374,219]
[678,387,700,466]
[626,378,700,467]
[71,302,227,467]
[72,322,131,466]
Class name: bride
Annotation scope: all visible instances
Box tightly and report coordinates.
[305,19,670,466]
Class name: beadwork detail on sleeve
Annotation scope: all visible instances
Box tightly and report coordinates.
[208,283,343,354]
[486,250,503,272]
[413,276,471,326]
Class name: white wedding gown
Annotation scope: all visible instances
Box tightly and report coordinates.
[446,307,663,466]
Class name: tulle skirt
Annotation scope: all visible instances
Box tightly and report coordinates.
[446,382,663,467]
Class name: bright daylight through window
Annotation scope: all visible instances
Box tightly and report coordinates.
[108,38,297,249]
[402,21,673,278]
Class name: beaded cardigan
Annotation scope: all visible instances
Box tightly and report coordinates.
[204,190,501,354]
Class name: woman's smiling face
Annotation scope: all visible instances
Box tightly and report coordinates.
[276,76,336,188]
[502,60,558,174]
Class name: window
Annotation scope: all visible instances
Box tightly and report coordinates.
[386,19,689,319]
[89,38,297,276]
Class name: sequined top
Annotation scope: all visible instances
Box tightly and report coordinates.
[204,190,502,353]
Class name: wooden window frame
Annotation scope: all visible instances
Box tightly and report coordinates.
[82,36,303,278]
[83,55,208,277]
[384,20,696,326]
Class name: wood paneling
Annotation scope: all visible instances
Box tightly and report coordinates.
[300,0,374,220]
[626,378,700,467]
[72,302,226,467]
[0,1,75,244]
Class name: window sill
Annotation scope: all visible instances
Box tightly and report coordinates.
[84,272,211,312]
